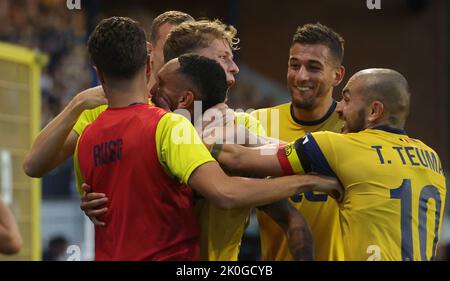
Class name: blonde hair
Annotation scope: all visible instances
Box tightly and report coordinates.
[163,19,239,62]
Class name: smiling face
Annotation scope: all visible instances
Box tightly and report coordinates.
[287,43,341,110]
[336,76,369,134]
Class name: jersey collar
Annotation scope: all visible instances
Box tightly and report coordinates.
[372,125,407,135]
[290,100,337,126]
[128,102,147,106]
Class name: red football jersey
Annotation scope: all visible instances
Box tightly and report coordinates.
[77,104,200,260]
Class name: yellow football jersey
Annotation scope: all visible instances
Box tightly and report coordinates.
[251,101,345,261]
[195,112,267,261]
[278,126,446,260]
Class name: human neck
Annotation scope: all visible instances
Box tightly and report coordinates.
[291,95,334,123]
[104,74,148,107]
[367,120,405,131]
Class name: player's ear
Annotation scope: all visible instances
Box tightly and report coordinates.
[147,42,153,64]
[332,65,345,87]
[147,41,153,54]
[145,55,152,76]
[177,91,194,110]
[94,66,105,84]
[368,101,384,123]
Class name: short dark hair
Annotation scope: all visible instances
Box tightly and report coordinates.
[149,11,194,44]
[292,23,345,65]
[178,54,227,112]
[88,16,147,79]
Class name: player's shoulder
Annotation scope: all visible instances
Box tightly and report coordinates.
[303,130,349,151]
[156,111,196,137]
[309,130,343,140]
[78,105,107,132]
[73,105,107,136]
[159,111,190,124]
[407,136,441,156]
[77,121,97,146]
[79,98,152,123]
[80,104,108,122]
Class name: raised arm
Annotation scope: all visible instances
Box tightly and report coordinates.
[259,200,314,261]
[188,161,342,210]
[0,200,22,255]
[23,86,107,177]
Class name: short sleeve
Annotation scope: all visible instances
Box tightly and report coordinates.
[73,105,107,136]
[155,113,216,184]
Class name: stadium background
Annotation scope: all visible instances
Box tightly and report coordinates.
[0,0,449,260]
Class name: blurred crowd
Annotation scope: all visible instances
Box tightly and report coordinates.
[0,0,91,127]
[0,0,285,125]
[0,0,91,198]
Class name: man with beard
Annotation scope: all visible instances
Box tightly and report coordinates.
[251,23,346,261]
[207,68,447,261]
[75,16,342,259]
[81,19,313,261]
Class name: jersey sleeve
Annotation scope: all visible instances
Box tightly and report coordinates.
[73,99,153,136]
[276,132,337,177]
[155,112,216,184]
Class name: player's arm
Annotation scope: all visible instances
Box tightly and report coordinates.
[200,103,283,148]
[161,114,342,209]
[211,133,338,180]
[258,200,314,261]
[76,166,310,226]
[187,162,341,209]
[23,86,107,177]
[208,143,285,178]
[0,200,22,255]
